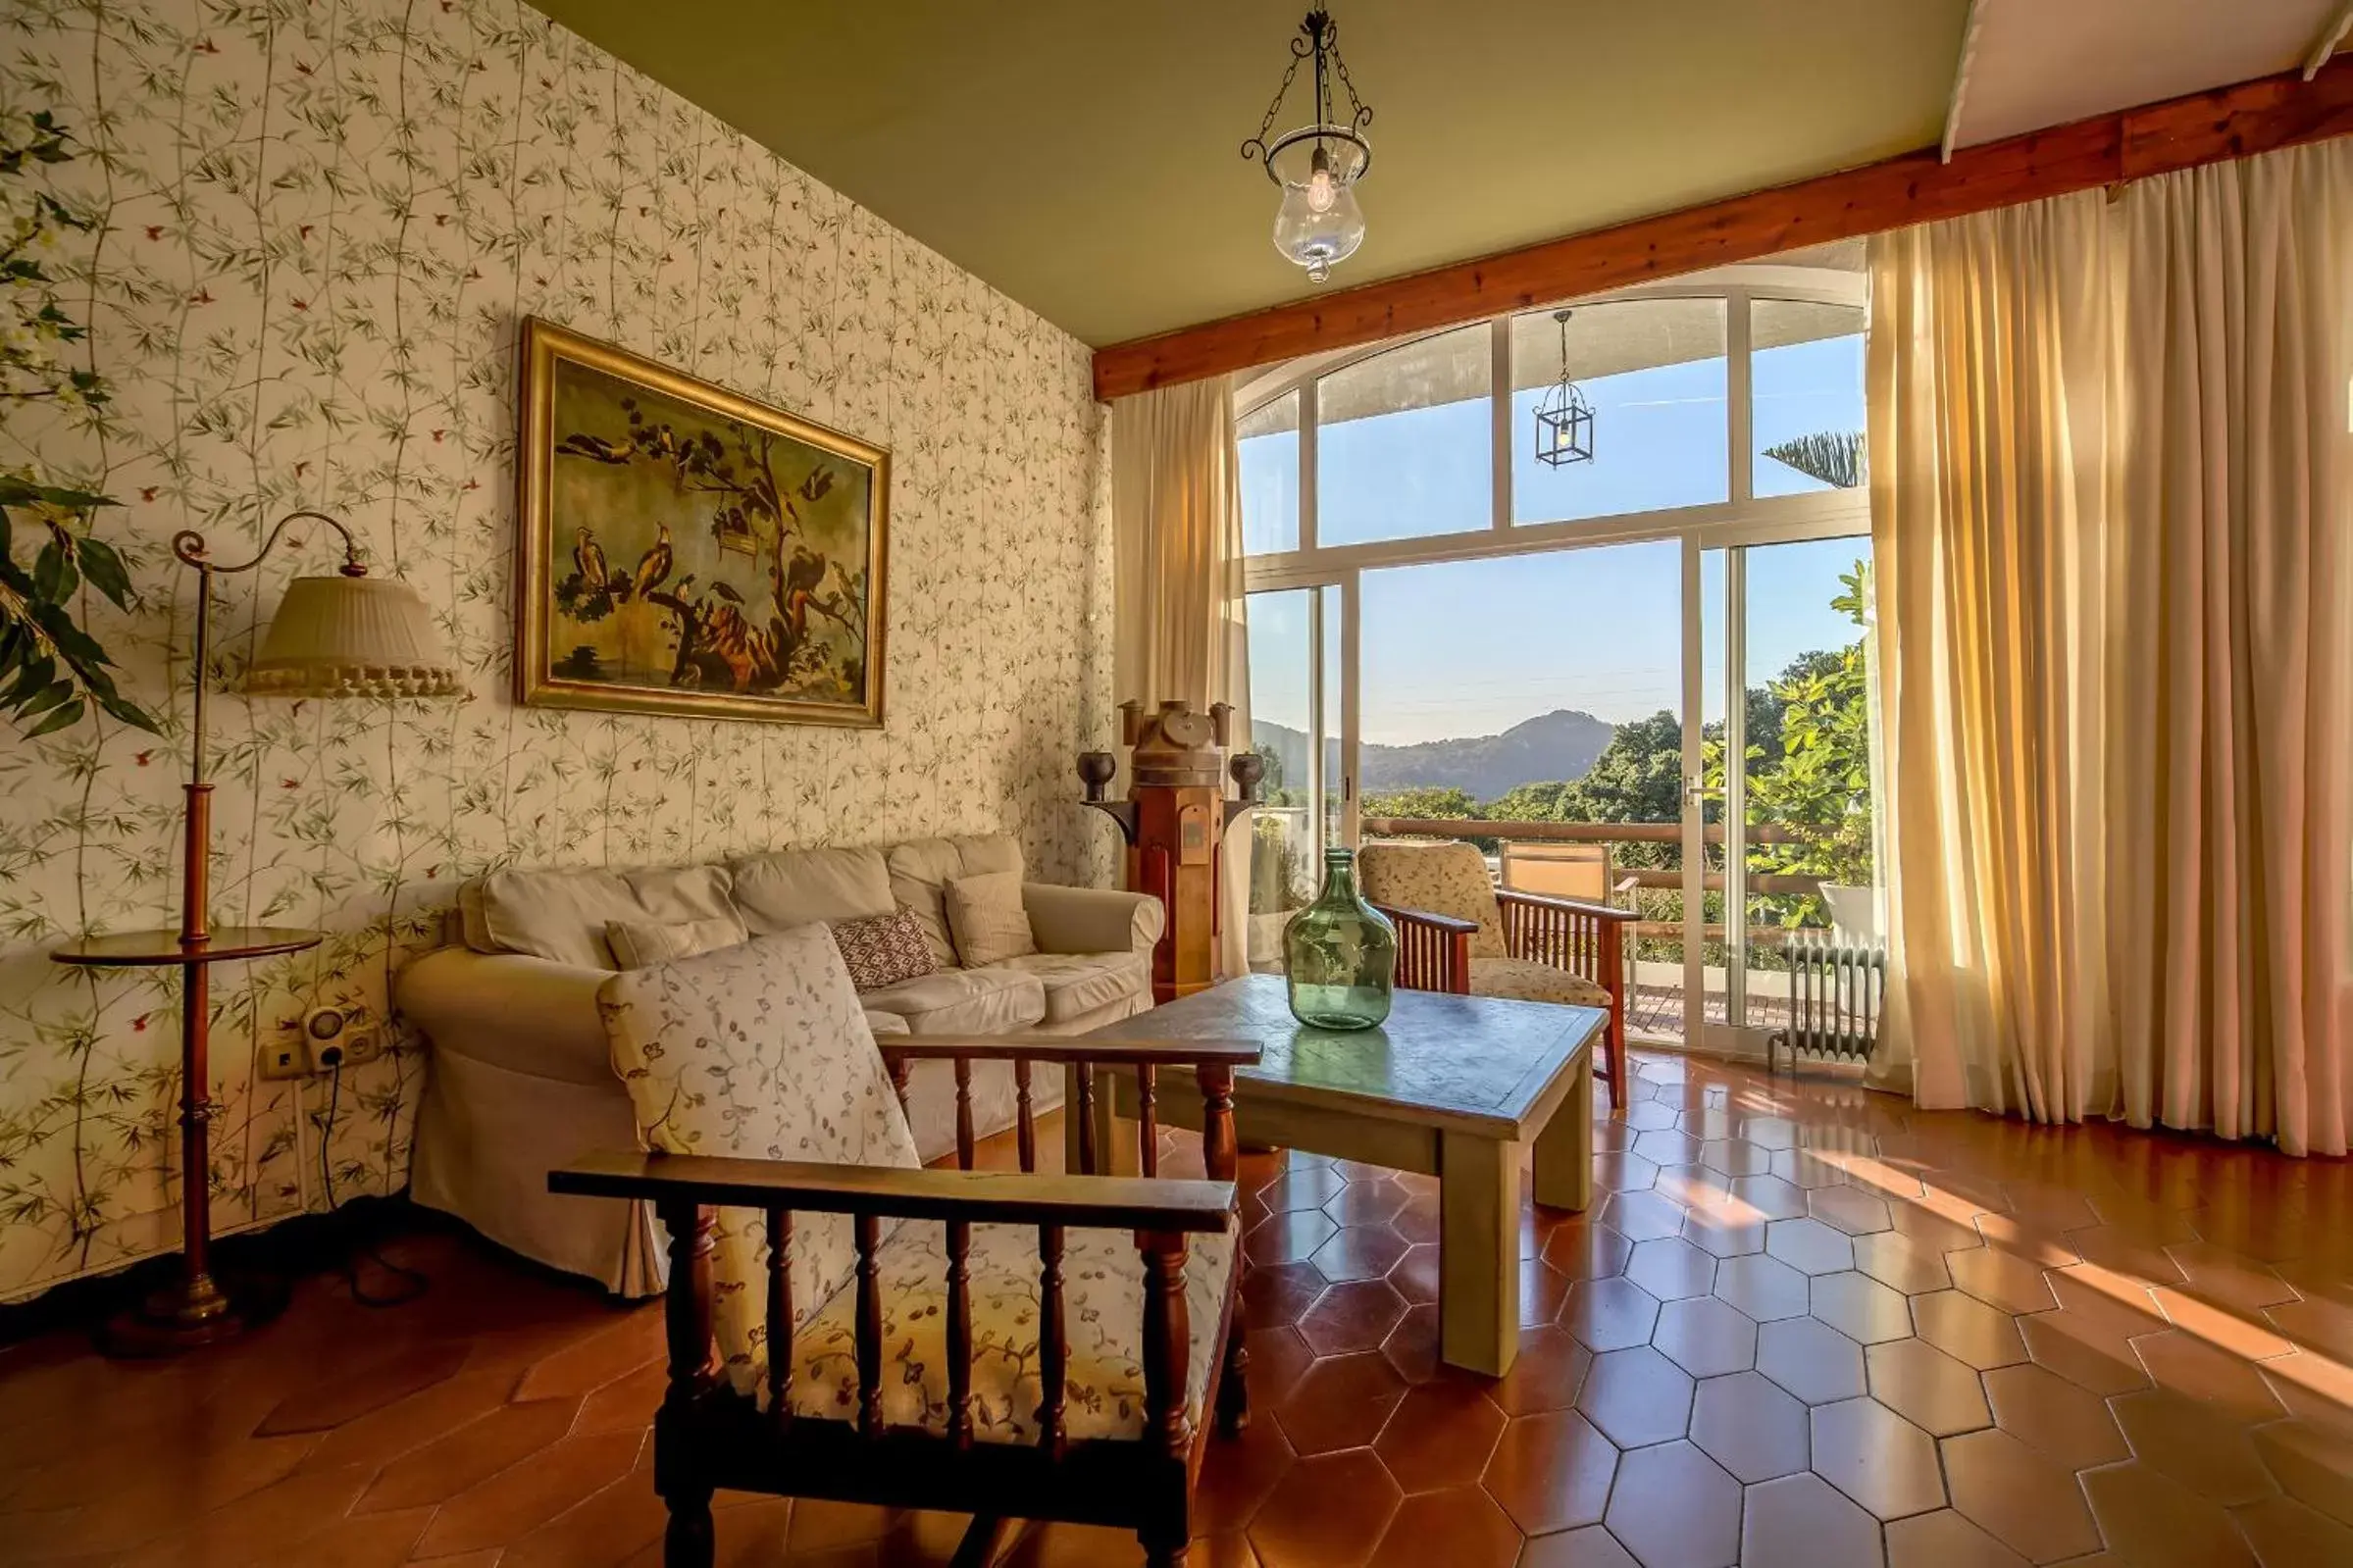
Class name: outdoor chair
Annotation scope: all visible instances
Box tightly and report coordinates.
[548,926,1260,1568]
[1360,839,1636,1109]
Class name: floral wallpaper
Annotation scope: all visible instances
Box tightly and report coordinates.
[0,0,1114,1302]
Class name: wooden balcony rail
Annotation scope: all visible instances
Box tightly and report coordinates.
[1360,816,1818,845]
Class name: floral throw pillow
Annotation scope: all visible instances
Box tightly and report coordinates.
[830,909,938,991]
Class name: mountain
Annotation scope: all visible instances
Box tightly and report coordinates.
[1249,709,1615,804]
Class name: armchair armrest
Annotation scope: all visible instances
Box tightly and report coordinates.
[1374,903,1476,996]
[1023,882,1165,955]
[550,1148,1237,1233]
[1498,888,1638,924]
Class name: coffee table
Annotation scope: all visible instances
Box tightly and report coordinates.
[1078,973,1602,1376]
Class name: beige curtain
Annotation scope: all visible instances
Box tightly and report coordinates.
[1868,140,2353,1154]
[1111,379,1253,978]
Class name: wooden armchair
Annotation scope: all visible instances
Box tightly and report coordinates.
[1359,840,1637,1110]
[547,927,1262,1568]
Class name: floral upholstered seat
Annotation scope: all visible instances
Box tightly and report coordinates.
[1361,840,1614,1010]
[597,925,1234,1443]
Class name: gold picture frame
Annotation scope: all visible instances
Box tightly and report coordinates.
[515,318,889,727]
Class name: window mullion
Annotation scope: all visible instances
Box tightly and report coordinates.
[1490,316,1511,531]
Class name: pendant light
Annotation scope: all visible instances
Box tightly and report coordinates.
[1241,8,1375,284]
[1534,310,1596,467]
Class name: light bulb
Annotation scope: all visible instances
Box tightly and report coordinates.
[1307,166,1336,214]
[1274,178,1365,285]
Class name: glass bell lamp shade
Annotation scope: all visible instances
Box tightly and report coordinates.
[244,574,464,699]
[1270,140,1367,284]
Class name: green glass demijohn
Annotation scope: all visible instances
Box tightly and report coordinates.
[1282,846,1398,1030]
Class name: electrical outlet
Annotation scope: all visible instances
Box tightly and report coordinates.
[260,1039,311,1081]
[340,1028,384,1068]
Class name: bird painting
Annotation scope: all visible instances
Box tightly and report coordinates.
[632,524,674,601]
[572,527,613,596]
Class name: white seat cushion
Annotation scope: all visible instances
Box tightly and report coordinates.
[728,844,895,934]
[1002,952,1151,1025]
[863,1009,911,1037]
[1470,955,1611,1009]
[783,1220,1236,1444]
[861,966,1046,1035]
[887,835,1026,966]
[464,863,738,969]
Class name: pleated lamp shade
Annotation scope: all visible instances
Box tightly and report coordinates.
[244,574,464,699]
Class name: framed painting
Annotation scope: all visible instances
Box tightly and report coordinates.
[515,318,888,727]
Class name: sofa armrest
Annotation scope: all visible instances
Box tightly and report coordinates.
[1023,882,1165,956]
[395,947,614,1086]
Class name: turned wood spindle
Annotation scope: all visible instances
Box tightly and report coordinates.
[1137,1064,1158,1178]
[854,1213,884,1438]
[1014,1058,1037,1174]
[946,1218,974,1447]
[1139,1234,1191,1458]
[1075,1062,1099,1177]
[1198,1065,1237,1185]
[953,1057,976,1171]
[765,1206,793,1425]
[656,1198,719,1408]
[1037,1223,1067,1453]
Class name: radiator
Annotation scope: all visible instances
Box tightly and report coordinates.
[1766,936,1887,1070]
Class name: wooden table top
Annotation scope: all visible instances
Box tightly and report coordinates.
[49,926,325,968]
[1087,974,1602,1140]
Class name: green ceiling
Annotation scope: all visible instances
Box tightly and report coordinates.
[533,0,1969,347]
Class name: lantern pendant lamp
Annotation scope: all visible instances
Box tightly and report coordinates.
[1535,309,1597,467]
[1241,8,1375,284]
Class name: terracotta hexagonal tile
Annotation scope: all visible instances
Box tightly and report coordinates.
[1560,1276,1662,1353]
[1605,1441,1742,1568]
[1809,1186,1893,1237]
[358,1397,583,1513]
[1622,1099,1683,1133]
[1598,1189,1687,1243]
[1740,1470,1883,1568]
[1765,1218,1856,1277]
[1945,1244,2058,1316]
[1700,1139,1772,1179]
[1394,1193,1441,1244]
[1372,1378,1507,1493]
[2111,1387,2276,1506]
[1689,1370,1809,1484]
[254,1340,471,1437]
[1577,1345,1695,1449]
[1365,1485,1520,1568]
[1681,1205,1766,1260]
[1241,1326,1316,1407]
[1379,1301,1444,1385]
[2068,1225,2190,1289]
[1713,1253,1814,1323]
[1853,1230,1954,1295]
[2081,1460,2258,1568]
[1981,1362,2128,1469]
[2231,1494,2353,1568]
[412,1428,644,1558]
[1680,1108,1740,1140]
[1299,1280,1410,1357]
[1633,1130,1704,1167]
[1756,1317,1867,1405]
[1810,1396,1945,1519]
[1867,1338,1992,1438]
[1625,1238,1717,1302]
[1657,1163,1735,1210]
[1521,1259,1574,1329]
[1309,1223,1410,1284]
[1482,1409,1618,1535]
[1194,1412,1296,1536]
[1249,1447,1402,1568]
[1941,1427,2105,1563]
[1652,1297,1759,1380]
[1272,1351,1408,1456]
[2019,1309,2152,1397]
[2252,1420,2353,1530]
[2265,1292,2353,1361]
[1389,1241,1440,1306]
[1324,1178,1408,1229]
[1810,1272,1914,1345]
[1244,1260,1329,1328]
[1727,1174,1812,1222]
[1883,1508,2033,1568]
[1516,1525,1639,1568]
[2133,1327,2288,1423]
[1543,1221,1635,1282]
[1771,1148,1854,1189]
[1911,1288,2028,1370]
[1262,1165,1350,1213]
[1490,1324,1594,1417]
[1248,1210,1341,1268]
[1596,1149,1662,1194]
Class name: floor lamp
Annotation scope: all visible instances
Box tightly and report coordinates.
[51,511,461,1355]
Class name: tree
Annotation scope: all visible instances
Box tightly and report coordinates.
[1744,563,1874,925]
[1763,430,1866,489]
[1359,785,1479,822]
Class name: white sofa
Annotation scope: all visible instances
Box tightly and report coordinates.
[398,833,1162,1295]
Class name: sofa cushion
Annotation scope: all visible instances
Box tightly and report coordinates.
[604,914,747,970]
[596,926,922,1403]
[946,871,1038,968]
[785,1220,1235,1443]
[859,965,1046,1035]
[831,909,938,992]
[887,835,1024,965]
[1470,955,1611,1009]
[729,844,895,934]
[863,1009,911,1037]
[466,863,738,970]
[1001,952,1151,1025]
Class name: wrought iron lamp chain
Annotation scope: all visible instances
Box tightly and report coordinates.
[1241,32,1311,163]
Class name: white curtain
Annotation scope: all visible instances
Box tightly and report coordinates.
[1110,379,1253,979]
[1869,140,2353,1154]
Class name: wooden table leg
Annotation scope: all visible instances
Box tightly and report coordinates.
[1440,1131,1520,1376]
[1532,1050,1595,1213]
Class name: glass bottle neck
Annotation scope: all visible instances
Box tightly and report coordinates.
[1319,848,1359,900]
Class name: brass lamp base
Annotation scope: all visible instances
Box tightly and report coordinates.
[98,1266,289,1358]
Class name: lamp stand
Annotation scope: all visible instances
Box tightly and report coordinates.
[47,517,373,1353]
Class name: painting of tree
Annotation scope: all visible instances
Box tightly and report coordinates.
[517,319,888,727]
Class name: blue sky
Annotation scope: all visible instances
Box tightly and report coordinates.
[1244,335,1867,746]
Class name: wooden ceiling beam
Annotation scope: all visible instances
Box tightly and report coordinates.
[1092,57,2353,402]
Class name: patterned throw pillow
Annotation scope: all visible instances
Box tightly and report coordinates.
[604,914,748,970]
[945,870,1038,968]
[830,909,938,991]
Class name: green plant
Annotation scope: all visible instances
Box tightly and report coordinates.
[1744,562,1874,922]
[1763,430,1866,489]
[0,110,152,736]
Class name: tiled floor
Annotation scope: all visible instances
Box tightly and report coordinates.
[4,1049,2352,1567]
